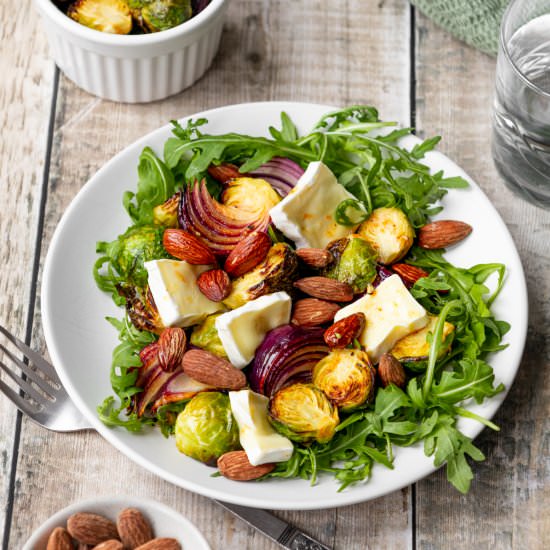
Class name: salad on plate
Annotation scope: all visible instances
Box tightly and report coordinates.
[94,106,509,493]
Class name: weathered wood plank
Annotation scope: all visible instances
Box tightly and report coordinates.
[0,0,54,540]
[7,1,413,548]
[414,12,550,550]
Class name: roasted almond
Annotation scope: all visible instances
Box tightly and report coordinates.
[135,539,181,550]
[158,327,187,371]
[378,353,407,389]
[117,508,153,549]
[293,277,354,302]
[207,163,241,183]
[224,231,272,277]
[217,450,276,481]
[46,527,73,550]
[197,269,231,302]
[392,263,430,287]
[324,312,366,349]
[163,229,216,265]
[291,298,341,326]
[417,220,472,249]
[181,349,247,390]
[296,248,334,268]
[67,513,119,546]
[91,541,124,550]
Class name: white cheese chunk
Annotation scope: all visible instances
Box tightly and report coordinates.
[229,389,294,465]
[269,161,358,249]
[215,292,291,368]
[334,274,429,363]
[145,259,224,328]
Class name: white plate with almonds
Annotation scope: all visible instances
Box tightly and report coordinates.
[41,102,528,510]
[24,496,210,550]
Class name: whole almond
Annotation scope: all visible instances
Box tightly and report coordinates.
[378,353,407,389]
[117,507,153,549]
[135,539,181,550]
[158,327,187,371]
[67,513,119,546]
[294,277,354,302]
[291,298,341,326]
[91,541,124,550]
[296,248,334,268]
[163,229,217,265]
[417,220,472,249]
[197,269,231,301]
[392,263,430,287]
[224,231,271,277]
[217,450,276,481]
[181,349,247,390]
[207,163,241,182]
[47,527,73,550]
[324,313,366,349]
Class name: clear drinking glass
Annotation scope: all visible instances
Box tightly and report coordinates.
[492,0,550,208]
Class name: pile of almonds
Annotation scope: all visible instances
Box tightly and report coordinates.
[46,508,180,550]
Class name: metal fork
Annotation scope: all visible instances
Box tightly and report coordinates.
[0,323,332,550]
[0,324,91,431]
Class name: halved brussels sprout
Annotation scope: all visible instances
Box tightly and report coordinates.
[268,383,339,444]
[323,235,377,293]
[190,314,227,358]
[390,315,455,361]
[153,192,180,228]
[223,243,299,309]
[103,225,169,288]
[357,207,414,265]
[312,349,375,411]
[175,392,240,465]
[221,177,281,215]
[131,0,192,33]
[68,0,133,34]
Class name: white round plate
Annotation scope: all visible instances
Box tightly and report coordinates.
[42,102,528,510]
[23,496,210,549]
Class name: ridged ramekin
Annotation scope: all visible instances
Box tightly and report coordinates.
[33,0,229,103]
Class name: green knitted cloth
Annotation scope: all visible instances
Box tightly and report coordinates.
[411,0,510,55]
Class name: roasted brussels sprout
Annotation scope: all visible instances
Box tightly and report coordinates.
[390,315,455,361]
[130,0,192,33]
[223,243,299,309]
[323,235,377,293]
[175,392,240,465]
[103,225,169,288]
[221,177,281,215]
[268,383,339,444]
[116,284,164,334]
[190,314,227,358]
[357,207,414,265]
[312,349,375,411]
[153,192,180,228]
[68,0,133,34]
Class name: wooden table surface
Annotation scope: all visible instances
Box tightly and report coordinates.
[1,1,549,548]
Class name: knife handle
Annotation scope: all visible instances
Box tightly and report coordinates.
[279,525,332,550]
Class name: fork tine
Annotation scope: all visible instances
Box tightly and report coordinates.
[0,357,53,403]
[0,376,42,417]
[0,324,60,381]
[0,341,59,397]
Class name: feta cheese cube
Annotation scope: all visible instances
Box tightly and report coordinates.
[229,389,294,465]
[215,292,292,368]
[145,259,224,328]
[334,274,429,363]
[269,161,358,249]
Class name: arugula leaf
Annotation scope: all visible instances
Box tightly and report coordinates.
[124,147,175,225]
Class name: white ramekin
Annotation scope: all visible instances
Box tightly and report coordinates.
[33,0,229,103]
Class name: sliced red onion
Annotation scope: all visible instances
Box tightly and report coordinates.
[249,324,328,397]
[248,157,305,197]
[192,0,211,14]
[151,371,212,412]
